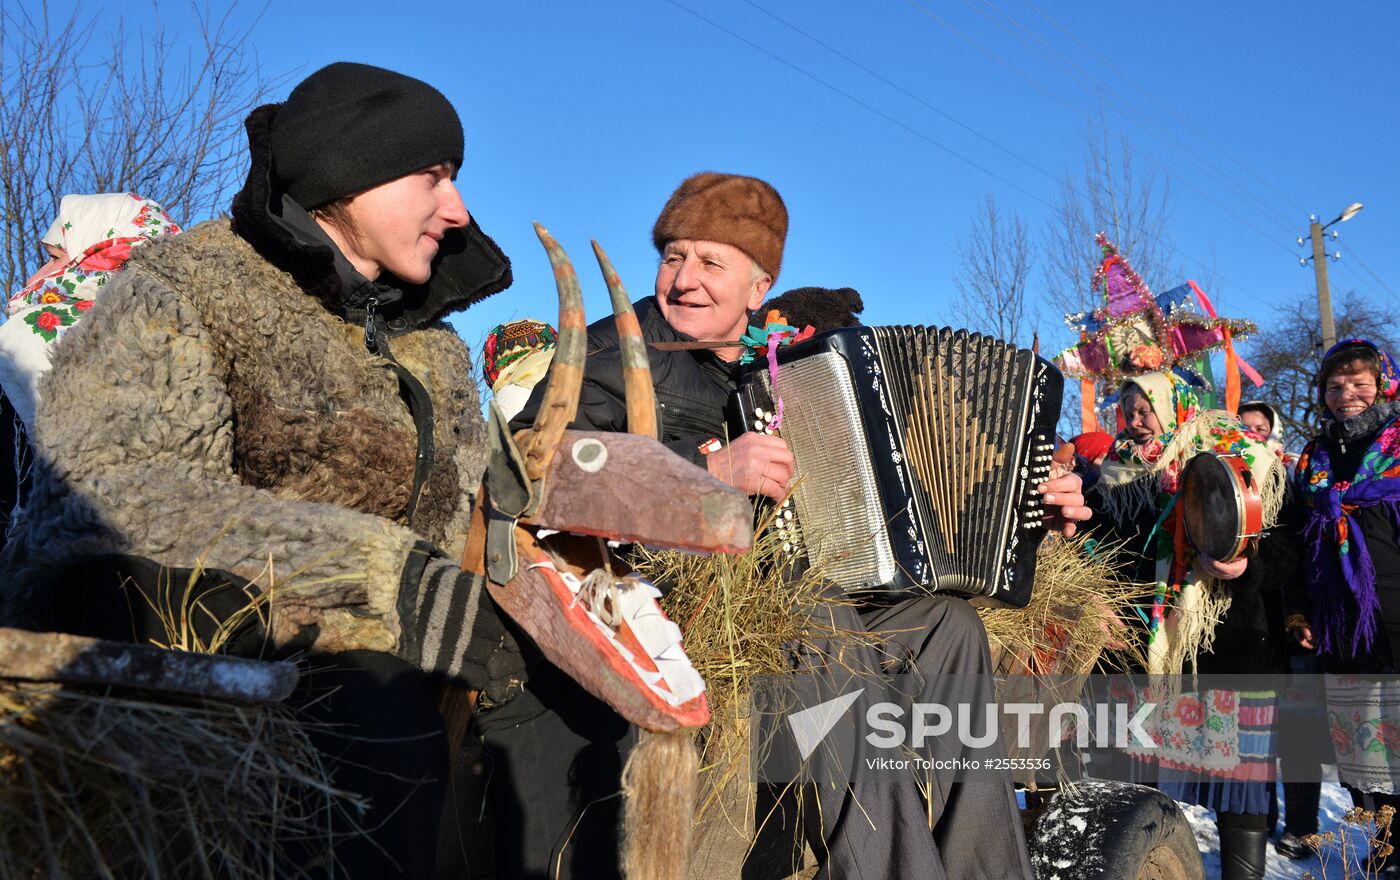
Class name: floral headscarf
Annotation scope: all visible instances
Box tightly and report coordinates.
[0,193,181,429]
[1239,400,1283,446]
[1239,399,1299,473]
[1102,371,1202,495]
[1098,370,1286,675]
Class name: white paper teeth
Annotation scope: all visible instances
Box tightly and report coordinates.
[526,559,705,707]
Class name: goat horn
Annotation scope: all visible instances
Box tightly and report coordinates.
[592,240,657,440]
[520,222,587,480]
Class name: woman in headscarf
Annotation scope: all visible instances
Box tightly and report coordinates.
[1,193,183,427]
[1239,399,1298,473]
[0,63,515,877]
[481,318,556,421]
[1291,339,1400,847]
[0,194,182,533]
[1090,370,1295,880]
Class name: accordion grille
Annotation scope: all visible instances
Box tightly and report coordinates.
[774,352,895,590]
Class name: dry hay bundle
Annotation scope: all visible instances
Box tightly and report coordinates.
[979,534,1150,676]
[0,548,363,878]
[641,525,871,830]
[0,679,359,878]
[643,526,1149,870]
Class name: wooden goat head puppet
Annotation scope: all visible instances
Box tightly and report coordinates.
[466,222,752,728]
[458,224,752,879]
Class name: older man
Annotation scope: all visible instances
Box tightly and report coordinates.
[484,173,1086,879]
[514,171,797,501]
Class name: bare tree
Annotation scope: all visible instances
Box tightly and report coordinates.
[1041,108,1180,319]
[0,2,277,293]
[953,194,1035,347]
[1040,109,1184,438]
[1244,290,1398,449]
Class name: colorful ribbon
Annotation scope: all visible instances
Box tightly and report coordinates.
[1189,281,1263,413]
[738,311,816,430]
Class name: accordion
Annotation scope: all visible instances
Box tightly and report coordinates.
[728,325,1062,607]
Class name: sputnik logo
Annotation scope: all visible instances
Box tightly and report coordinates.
[786,689,863,761]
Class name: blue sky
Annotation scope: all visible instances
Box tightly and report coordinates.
[53,1,1400,373]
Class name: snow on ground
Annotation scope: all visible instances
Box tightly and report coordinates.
[1182,764,1358,879]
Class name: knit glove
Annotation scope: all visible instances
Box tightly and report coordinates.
[397,557,522,693]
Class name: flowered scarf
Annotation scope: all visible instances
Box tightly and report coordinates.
[1296,339,1400,657]
[1099,371,1286,674]
[0,193,181,429]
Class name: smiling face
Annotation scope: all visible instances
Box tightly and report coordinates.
[1324,363,1380,421]
[317,162,469,283]
[1120,387,1163,445]
[654,239,771,360]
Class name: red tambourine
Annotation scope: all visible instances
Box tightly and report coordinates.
[1179,452,1263,563]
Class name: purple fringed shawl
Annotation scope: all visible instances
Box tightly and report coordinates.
[1297,417,1400,655]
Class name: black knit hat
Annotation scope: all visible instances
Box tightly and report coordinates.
[271,62,464,209]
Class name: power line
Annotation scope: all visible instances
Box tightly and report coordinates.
[902,0,1303,258]
[1020,0,1310,219]
[966,0,1301,235]
[665,0,1056,212]
[994,0,1400,307]
[667,0,1276,311]
[739,0,1061,189]
[1322,255,1400,315]
[1341,242,1400,300]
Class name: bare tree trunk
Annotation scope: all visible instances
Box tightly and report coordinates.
[0,1,277,294]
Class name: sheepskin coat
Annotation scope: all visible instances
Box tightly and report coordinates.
[1,215,502,656]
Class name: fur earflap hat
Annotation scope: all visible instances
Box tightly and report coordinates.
[652,172,787,280]
[271,62,464,209]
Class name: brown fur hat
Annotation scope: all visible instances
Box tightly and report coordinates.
[651,172,787,280]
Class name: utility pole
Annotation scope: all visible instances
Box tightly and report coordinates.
[1299,202,1363,354]
[1309,217,1337,352]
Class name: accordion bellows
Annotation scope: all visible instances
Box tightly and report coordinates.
[730,326,1063,607]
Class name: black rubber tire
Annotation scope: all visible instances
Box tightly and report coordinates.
[1027,780,1204,880]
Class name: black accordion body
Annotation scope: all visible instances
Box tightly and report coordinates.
[728,325,1063,607]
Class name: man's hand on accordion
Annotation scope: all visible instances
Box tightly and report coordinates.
[705,432,796,501]
[1038,470,1092,538]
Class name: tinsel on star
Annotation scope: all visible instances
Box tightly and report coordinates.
[1054,233,1262,433]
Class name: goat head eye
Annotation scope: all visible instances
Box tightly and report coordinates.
[571,437,609,473]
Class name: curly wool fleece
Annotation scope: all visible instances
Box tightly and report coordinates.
[2,220,488,654]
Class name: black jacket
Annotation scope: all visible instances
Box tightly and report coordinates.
[512,296,741,463]
[1086,482,1297,675]
[1290,418,1400,671]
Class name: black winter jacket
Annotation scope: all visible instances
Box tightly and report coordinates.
[1086,482,1298,675]
[512,296,741,462]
